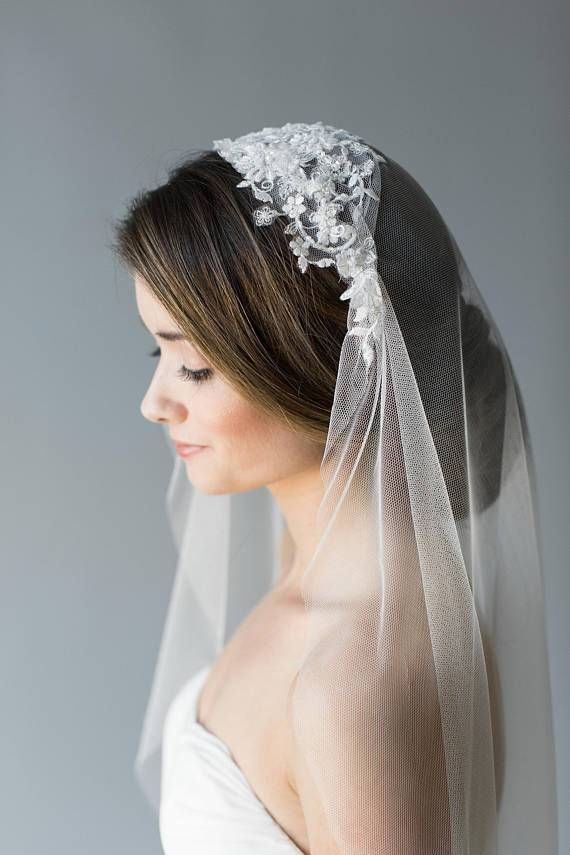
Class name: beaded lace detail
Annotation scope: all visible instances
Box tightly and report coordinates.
[213,121,387,368]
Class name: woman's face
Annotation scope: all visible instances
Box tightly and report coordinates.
[135,277,324,495]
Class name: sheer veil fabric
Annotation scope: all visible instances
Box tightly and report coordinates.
[133,123,558,853]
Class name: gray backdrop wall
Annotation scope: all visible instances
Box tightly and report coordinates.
[1,1,568,853]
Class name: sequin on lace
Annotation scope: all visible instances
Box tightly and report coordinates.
[213,121,388,368]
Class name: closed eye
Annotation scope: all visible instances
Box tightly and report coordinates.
[148,346,212,384]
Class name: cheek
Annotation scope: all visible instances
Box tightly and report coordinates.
[211,397,268,452]
[198,385,279,466]
[194,383,260,447]
[191,380,322,485]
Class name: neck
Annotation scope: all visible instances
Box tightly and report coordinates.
[265,462,324,590]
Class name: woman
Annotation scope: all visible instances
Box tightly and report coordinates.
[112,122,558,854]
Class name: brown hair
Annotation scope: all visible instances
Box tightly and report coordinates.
[111,145,509,517]
[110,149,349,443]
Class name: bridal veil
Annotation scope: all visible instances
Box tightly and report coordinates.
[120,122,557,854]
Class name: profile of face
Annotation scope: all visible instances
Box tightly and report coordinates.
[135,276,324,496]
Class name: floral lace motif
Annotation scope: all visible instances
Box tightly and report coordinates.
[213,121,387,368]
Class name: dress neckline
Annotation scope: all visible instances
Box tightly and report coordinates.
[184,663,305,854]
[190,665,233,750]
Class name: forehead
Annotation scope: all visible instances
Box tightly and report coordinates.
[134,274,203,353]
[135,275,177,329]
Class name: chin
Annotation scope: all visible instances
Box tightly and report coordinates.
[191,474,257,498]
[183,469,233,496]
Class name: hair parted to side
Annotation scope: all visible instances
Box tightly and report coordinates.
[110,149,350,444]
[111,144,508,517]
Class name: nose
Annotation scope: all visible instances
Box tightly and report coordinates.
[141,399,164,423]
[140,386,177,424]
[140,402,168,422]
[139,370,189,425]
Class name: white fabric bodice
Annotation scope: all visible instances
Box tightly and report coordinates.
[159,664,305,854]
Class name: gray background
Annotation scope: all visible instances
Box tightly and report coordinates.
[1,1,568,852]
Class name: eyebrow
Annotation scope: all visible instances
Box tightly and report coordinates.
[138,317,191,342]
[155,330,190,342]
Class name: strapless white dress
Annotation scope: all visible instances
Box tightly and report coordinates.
[159,664,305,854]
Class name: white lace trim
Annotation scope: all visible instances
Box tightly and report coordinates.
[213,121,387,368]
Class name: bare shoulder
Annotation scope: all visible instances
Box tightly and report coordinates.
[284,621,452,853]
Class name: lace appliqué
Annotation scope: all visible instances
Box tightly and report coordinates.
[213,121,387,369]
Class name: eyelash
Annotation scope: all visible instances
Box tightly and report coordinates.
[148,346,211,384]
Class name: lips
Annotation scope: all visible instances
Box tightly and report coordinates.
[174,442,207,458]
